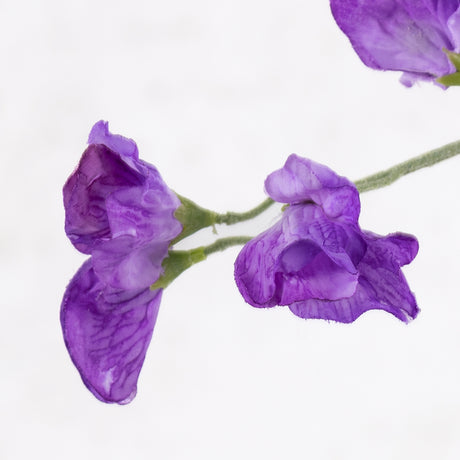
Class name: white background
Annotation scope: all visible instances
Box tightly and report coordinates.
[1,1,460,459]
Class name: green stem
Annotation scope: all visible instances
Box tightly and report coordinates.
[212,138,460,221]
[151,236,252,289]
[174,195,273,243]
[214,198,275,225]
[174,139,460,244]
[203,236,252,256]
[354,139,460,193]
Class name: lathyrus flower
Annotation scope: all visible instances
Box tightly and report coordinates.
[234,155,419,323]
[61,121,182,404]
[330,0,460,86]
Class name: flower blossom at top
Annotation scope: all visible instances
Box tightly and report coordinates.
[61,121,182,404]
[234,155,419,323]
[330,0,460,86]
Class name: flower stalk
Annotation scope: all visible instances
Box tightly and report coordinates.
[354,139,460,193]
[213,198,274,225]
[152,236,253,290]
[212,138,460,225]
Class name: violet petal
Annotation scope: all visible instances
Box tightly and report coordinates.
[288,232,419,323]
[330,0,460,83]
[265,154,360,221]
[235,155,419,324]
[234,204,366,308]
[64,121,181,255]
[88,120,139,159]
[61,259,162,404]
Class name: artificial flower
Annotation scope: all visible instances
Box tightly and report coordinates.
[234,155,419,323]
[61,121,181,403]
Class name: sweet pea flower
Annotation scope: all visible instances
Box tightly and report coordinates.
[61,121,182,403]
[330,0,460,86]
[234,155,419,323]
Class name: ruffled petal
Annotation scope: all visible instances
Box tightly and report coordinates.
[357,233,419,319]
[289,232,419,323]
[289,283,381,323]
[234,204,366,308]
[88,120,139,159]
[106,181,181,244]
[330,0,457,81]
[283,205,366,273]
[64,121,181,255]
[234,222,284,308]
[63,144,144,253]
[265,154,360,221]
[236,154,419,324]
[92,239,169,290]
[61,260,162,404]
[277,248,358,303]
[362,231,419,267]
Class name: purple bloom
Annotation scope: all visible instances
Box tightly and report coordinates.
[234,155,419,323]
[61,121,182,403]
[330,0,460,86]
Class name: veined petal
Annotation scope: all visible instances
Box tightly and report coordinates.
[362,231,419,268]
[64,121,181,255]
[234,204,365,308]
[235,154,419,324]
[61,260,162,404]
[289,232,419,323]
[265,154,360,221]
[283,205,366,272]
[106,181,181,244]
[277,248,358,303]
[63,144,144,253]
[357,233,419,319]
[92,238,169,290]
[289,283,382,323]
[88,120,139,159]
[330,0,459,82]
[234,222,283,307]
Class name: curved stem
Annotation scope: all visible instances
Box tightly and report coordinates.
[175,138,460,244]
[355,139,460,193]
[214,198,275,225]
[152,236,253,289]
[203,236,252,256]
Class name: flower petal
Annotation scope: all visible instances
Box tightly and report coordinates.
[357,233,419,319]
[283,205,366,273]
[289,283,381,323]
[265,154,360,221]
[63,144,144,253]
[234,222,283,308]
[277,247,359,303]
[362,231,419,267]
[106,180,181,244]
[92,239,169,290]
[289,232,419,323]
[64,121,182,260]
[234,204,366,308]
[61,260,162,404]
[330,0,457,81]
[88,120,139,159]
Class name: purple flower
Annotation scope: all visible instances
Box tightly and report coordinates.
[330,0,460,86]
[61,121,182,403]
[234,155,419,323]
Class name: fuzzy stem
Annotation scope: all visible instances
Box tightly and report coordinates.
[203,236,253,256]
[151,236,252,289]
[214,198,275,225]
[354,139,460,193]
